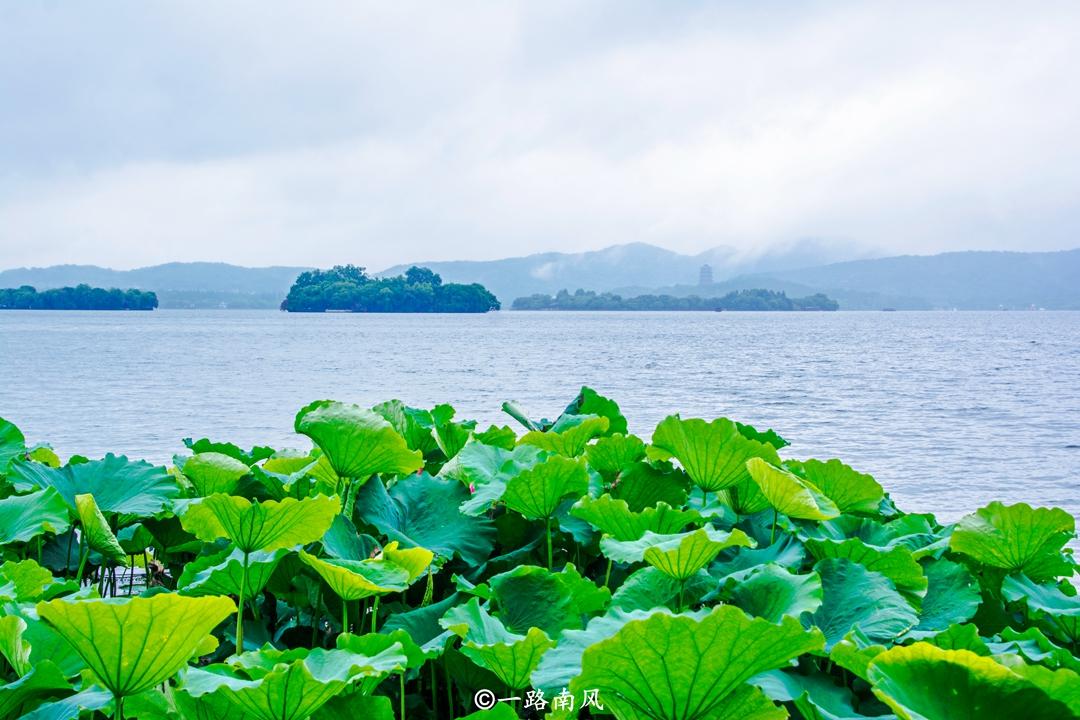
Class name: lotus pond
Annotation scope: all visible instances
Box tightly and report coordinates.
[0,388,1077,719]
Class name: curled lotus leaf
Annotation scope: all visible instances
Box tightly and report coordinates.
[294,400,422,480]
[8,454,178,516]
[519,414,610,457]
[747,458,841,521]
[502,455,589,520]
[0,488,71,544]
[785,458,884,515]
[182,452,251,496]
[571,494,700,541]
[649,415,782,493]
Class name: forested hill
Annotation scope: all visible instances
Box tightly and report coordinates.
[512,288,838,311]
[281,265,500,313]
[0,284,157,310]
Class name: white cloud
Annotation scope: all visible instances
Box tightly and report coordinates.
[1,1,1078,269]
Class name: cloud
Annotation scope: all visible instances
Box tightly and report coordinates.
[1,1,1079,269]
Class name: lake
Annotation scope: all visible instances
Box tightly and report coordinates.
[1,309,1078,524]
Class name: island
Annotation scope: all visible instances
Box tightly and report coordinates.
[0,284,158,310]
[281,265,500,313]
[511,288,839,311]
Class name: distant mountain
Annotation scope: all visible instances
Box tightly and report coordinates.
[379,238,865,303]
[611,249,1080,310]
[0,262,310,308]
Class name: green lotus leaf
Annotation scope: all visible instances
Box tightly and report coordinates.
[298,550,410,601]
[735,421,789,450]
[809,557,919,649]
[828,628,888,681]
[36,594,236,700]
[181,493,340,553]
[459,705,519,720]
[380,541,434,583]
[116,523,155,555]
[372,399,440,456]
[17,686,114,720]
[439,440,543,516]
[610,460,691,511]
[332,633,414,697]
[488,564,610,635]
[531,608,656,695]
[0,615,31,676]
[1,604,86,678]
[747,458,840,521]
[8,454,178,516]
[562,386,628,436]
[74,493,128,566]
[571,605,825,720]
[571,494,699,541]
[649,415,781,493]
[520,415,610,457]
[805,537,927,602]
[1002,573,1080,645]
[294,400,423,479]
[609,567,716,612]
[785,458,884,515]
[502,455,589,520]
[710,536,807,581]
[585,433,646,482]
[184,438,274,466]
[180,643,407,720]
[950,501,1075,581]
[753,669,868,720]
[0,417,26,476]
[868,643,1076,719]
[601,526,754,574]
[0,488,71,544]
[182,452,251,496]
[178,548,290,597]
[380,592,460,657]
[718,563,823,623]
[440,597,554,689]
[0,558,72,604]
[992,626,1080,673]
[472,424,517,449]
[430,403,476,460]
[908,558,981,636]
[354,471,496,565]
[319,515,378,561]
[721,473,773,515]
[0,660,71,720]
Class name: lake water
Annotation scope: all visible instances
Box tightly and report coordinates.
[1,309,1078,524]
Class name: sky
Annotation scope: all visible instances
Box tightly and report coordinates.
[2,1,1079,271]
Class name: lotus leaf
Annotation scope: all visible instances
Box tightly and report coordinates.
[0,417,25,476]
[909,558,981,636]
[805,537,927,602]
[36,594,236,704]
[181,493,340,553]
[786,458,884,515]
[571,494,700,541]
[1002,573,1080,644]
[950,501,1075,581]
[178,548,290,597]
[0,488,70,545]
[439,440,543,516]
[520,414,610,457]
[354,472,496,565]
[74,494,128,566]
[585,433,646,481]
[601,526,754,570]
[183,438,274,465]
[718,563,823,623]
[8,454,178,516]
[747,457,841,521]
[488,564,609,635]
[869,643,1076,719]
[182,452,251,496]
[649,415,782,493]
[0,661,71,720]
[610,460,691,511]
[180,643,407,720]
[562,386,628,436]
[572,605,825,720]
[294,400,422,479]
[810,557,919,649]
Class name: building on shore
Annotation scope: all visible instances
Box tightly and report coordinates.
[698,264,714,286]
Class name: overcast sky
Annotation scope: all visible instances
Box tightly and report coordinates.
[2,2,1079,270]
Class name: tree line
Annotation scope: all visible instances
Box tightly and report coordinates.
[281,265,501,313]
[511,287,839,311]
[0,284,158,310]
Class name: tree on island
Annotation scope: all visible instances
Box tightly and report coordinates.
[281,264,501,313]
[511,287,839,311]
[0,284,158,310]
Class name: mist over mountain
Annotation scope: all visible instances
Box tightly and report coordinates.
[379,238,866,303]
[3,243,1077,310]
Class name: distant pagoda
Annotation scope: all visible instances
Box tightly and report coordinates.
[698,263,714,286]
